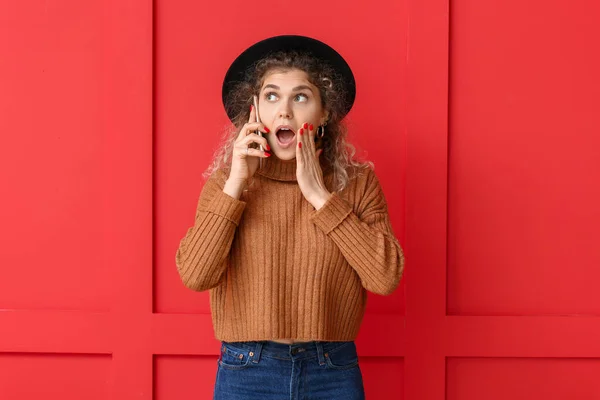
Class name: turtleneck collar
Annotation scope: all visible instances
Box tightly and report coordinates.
[256,154,331,182]
[256,155,298,181]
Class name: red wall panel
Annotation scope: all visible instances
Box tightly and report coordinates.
[447,0,600,317]
[447,358,600,399]
[0,0,107,312]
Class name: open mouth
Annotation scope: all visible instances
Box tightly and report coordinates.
[276,128,296,147]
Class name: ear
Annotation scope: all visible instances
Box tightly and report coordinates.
[321,110,330,125]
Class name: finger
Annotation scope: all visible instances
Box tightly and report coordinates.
[248,104,255,124]
[300,123,310,156]
[296,124,305,163]
[237,146,271,159]
[296,134,303,165]
[246,122,270,134]
[297,125,305,160]
[237,122,269,139]
[241,133,270,151]
[306,122,316,152]
[236,105,256,141]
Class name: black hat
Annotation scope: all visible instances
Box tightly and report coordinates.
[221,35,356,122]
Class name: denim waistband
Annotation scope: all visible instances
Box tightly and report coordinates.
[221,340,354,364]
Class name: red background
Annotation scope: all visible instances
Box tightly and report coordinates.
[1,0,599,398]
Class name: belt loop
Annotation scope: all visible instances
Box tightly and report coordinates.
[315,341,326,366]
[251,341,263,364]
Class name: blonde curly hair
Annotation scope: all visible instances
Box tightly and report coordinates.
[204,50,373,192]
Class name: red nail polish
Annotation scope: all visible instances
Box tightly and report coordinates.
[264,127,270,133]
[303,123,308,129]
[309,124,313,130]
[299,128,304,135]
[265,144,270,150]
[299,142,302,148]
[250,104,253,111]
[265,152,271,157]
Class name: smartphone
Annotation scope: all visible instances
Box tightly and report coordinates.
[252,95,264,168]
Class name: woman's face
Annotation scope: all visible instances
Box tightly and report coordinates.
[257,68,329,161]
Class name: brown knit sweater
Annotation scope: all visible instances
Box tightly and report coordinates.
[175,155,404,342]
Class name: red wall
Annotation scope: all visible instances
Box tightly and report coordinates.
[1,0,599,399]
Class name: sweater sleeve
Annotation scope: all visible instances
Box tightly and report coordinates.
[175,169,246,292]
[309,169,405,295]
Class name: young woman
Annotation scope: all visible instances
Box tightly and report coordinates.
[176,34,405,399]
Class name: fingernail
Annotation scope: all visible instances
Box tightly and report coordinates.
[303,123,308,129]
[309,124,313,130]
[265,152,271,157]
[250,104,253,111]
[299,128,304,135]
[299,142,302,148]
[265,144,271,150]
[264,127,270,133]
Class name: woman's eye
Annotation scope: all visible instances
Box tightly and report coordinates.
[264,92,308,102]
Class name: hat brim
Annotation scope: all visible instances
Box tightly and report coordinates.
[222,35,356,123]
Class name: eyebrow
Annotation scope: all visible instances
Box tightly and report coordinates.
[262,84,314,93]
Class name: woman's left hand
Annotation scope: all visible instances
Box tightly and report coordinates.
[296,122,332,210]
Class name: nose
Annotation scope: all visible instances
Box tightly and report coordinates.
[277,102,292,119]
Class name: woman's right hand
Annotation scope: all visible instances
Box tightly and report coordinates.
[228,105,271,183]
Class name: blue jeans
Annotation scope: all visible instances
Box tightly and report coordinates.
[214,340,366,399]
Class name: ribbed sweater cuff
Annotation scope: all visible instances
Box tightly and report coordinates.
[206,189,247,226]
[309,193,353,234]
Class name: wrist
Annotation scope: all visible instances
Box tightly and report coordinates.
[311,191,332,210]
[223,178,246,200]
[225,176,247,186]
